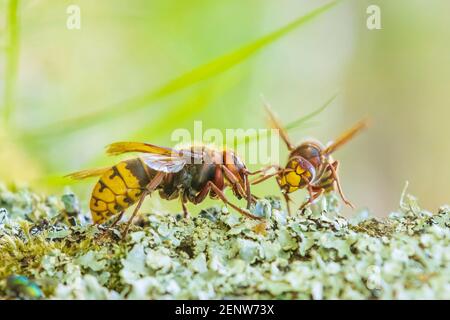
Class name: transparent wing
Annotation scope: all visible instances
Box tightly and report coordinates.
[107,141,206,173]
[141,154,189,173]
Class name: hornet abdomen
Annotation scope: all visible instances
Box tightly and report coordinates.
[90,158,151,224]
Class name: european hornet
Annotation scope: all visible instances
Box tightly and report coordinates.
[252,103,368,214]
[67,142,262,236]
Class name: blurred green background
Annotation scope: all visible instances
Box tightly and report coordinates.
[1,0,449,217]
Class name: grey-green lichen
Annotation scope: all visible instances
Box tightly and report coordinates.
[0,183,449,299]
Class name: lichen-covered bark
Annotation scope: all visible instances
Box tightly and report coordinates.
[0,184,449,299]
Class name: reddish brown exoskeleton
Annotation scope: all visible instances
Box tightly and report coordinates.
[67,142,262,237]
[252,104,368,214]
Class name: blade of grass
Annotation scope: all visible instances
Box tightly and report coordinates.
[3,0,20,126]
[81,72,244,170]
[129,72,244,143]
[27,1,340,138]
[42,71,245,188]
[284,92,338,131]
[234,93,337,146]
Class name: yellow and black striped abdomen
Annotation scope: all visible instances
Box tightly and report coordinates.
[90,158,150,224]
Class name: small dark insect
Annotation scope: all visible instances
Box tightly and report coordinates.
[67,142,262,237]
[252,103,368,214]
[7,275,43,299]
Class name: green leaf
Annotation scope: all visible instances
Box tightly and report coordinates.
[26,1,340,138]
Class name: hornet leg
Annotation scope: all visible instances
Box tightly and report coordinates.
[283,193,292,216]
[222,165,247,199]
[328,160,354,209]
[207,181,263,220]
[250,165,282,185]
[181,198,189,219]
[98,211,124,241]
[247,164,281,176]
[110,211,124,228]
[222,165,253,209]
[251,171,280,185]
[299,186,324,211]
[122,171,165,238]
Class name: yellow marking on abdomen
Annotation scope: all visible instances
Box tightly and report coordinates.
[107,202,122,215]
[93,182,115,202]
[116,195,131,208]
[90,198,107,212]
[127,189,143,202]
[116,161,142,189]
[101,168,127,195]
[89,161,146,224]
